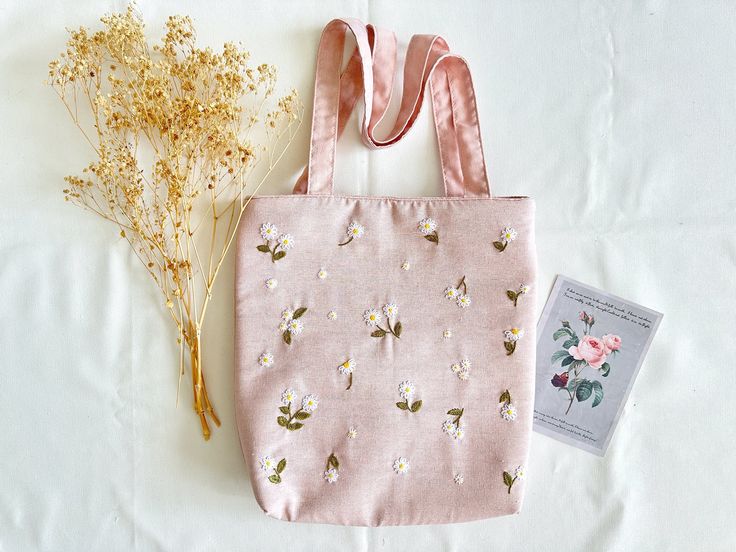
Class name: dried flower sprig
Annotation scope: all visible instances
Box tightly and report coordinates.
[47,6,303,440]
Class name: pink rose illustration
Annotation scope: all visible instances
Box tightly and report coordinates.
[568,335,608,368]
[601,334,621,353]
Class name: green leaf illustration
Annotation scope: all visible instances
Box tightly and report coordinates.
[287,422,304,431]
[447,408,464,416]
[424,233,439,243]
[499,390,512,404]
[276,458,287,474]
[562,338,576,349]
[575,380,593,402]
[394,321,403,337]
[256,244,271,253]
[273,250,286,261]
[277,416,288,427]
[503,471,513,487]
[600,362,611,377]
[410,400,422,412]
[551,350,571,363]
[268,474,282,484]
[493,241,505,251]
[561,355,574,367]
[371,329,387,338]
[328,454,339,469]
[396,401,409,410]
[506,290,517,301]
[283,331,291,345]
[294,411,311,420]
[279,406,290,415]
[553,328,573,341]
[505,341,516,355]
[591,381,604,407]
[293,307,307,319]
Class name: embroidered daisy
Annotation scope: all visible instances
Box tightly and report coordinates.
[457,294,472,308]
[398,380,415,399]
[454,424,466,440]
[338,358,356,375]
[401,260,411,271]
[317,268,328,279]
[500,402,518,421]
[383,303,398,318]
[418,218,437,235]
[259,455,276,473]
[442,419,457,436]
[324,468,339,483]
[454,473,465,485]
[258,352,274,368]
[281,388,297,406]
[460,359,471,370]
[393,457,410,475]
[281,308,294,321]
[363,308,382,326]
[514,466,525,480]
[339,221,365,246]
[458,370,470,381]
[278,321,288,332]
[301,394,319,412]
[327,310,337,320]
[451,363,462,374]
[264,278,278,290]
[260,223,279,241]
[443,329,453,339]
[347,427,358,439]
[444,287,459,300]
[277,233,295,250]
[493,226,518,252]
[504,328,524,341]
[288,319,304,335]
[519,283,530,294]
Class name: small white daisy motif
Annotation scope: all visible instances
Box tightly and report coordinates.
[302,394,319,412]
[443,329,453,339]
[257,223,294,263]
[493,226,518,252]
[264,278,278,290]
[347,427,358,439]
[504,327,524,355]
[288,319,304,335]
[339,221,365,246]
[503,465,525,493]
[327,310,338,321]
[383,303,398,318]
[260,223,278,241]
[338,358,356,390]
[278,233,295,251]
[317,268,328,280]
[444,276,472,309]
[454,473,465,485]
[418,217,439,244]
[393,457,410,475]
[500,402,518,421]
[324,453,340,483]
[258,352,274,368]
[259,455,276,473]
[401,260,411,271]
[398,380,415,400]
[324,468,339,483]
[279,307,307,345]
[443,408,466,440]
[281,388,297,406]
[363,308,382,326]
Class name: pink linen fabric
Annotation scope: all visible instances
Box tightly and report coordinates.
[234,18,537,526]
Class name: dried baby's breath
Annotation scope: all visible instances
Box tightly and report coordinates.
[48,6,303,440]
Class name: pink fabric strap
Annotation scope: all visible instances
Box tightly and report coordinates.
[294,18,490,198]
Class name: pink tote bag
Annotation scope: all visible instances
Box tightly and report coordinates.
[235,18,536,526]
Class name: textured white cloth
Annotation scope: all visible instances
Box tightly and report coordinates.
[2,0,735,550]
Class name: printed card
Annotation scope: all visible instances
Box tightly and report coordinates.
[533,275,663,455]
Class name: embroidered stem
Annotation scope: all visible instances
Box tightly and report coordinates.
[347,373,353,390]
[338,236,354,247]
[456,275,468,295]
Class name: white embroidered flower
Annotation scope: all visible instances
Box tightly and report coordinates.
[281,308,294,321]
[347,427,358,439]
[457,368,470,381]
[444,287,459,300]
[258,352,274,368]
[418,217,438,235]
[339,358,356,375]
[264,278,278,290]
[514,466,525,480]
[401,260,411,271]
[454,473,464,485]
[457,294,472,308]
[442,420,457,437]
[398,380,415,399]
[363,308,382,326]
[288,319,304,335]
[500,402,518,421]
[443,329,453,339]
[327,310,338,320]
[277,233,295,250]
[324,468,339,483]
[500,226,518,244]
[393,457,410,474]
[383,303,398,318]
[260,223,279,241]
[281,388,297,406]
[346,221,365,239]
[259,455,276,473]
[450,363,462,373]
[301,394,319,412]
[278,321,288,332]
[504,327,524,341]
[519,283,530,294]
[454,424,466,440]
[317,268,328,279]
[460,358,471,370]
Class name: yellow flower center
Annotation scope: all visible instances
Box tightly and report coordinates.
[511,328,520,335]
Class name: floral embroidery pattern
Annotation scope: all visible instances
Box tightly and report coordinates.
[444,276,472,308]
[401,260,411,271]
[418,217,439,244]
[506,283,530,306]
[493,226,518,252]
[443,329,453,339]
[503,466,525,494]
[504,327,524,355]
[454,473,465,485]
[327,310,337,321]
[347,426,358,439]
[323,453,340,483]
[550,312,622,414]
[338,221,365,246]
[257,222,294,262]
[338,358,356,390]
[279,307,307,345]
[498,390,517,421]
[264,278,278,290]
[277,389,318,431]
[364,303,403,339]
[317,268,328,279]
[258,352,274,368]
[396,380,422,413]
[260,455,287,484]
[393,457,410,475]
[450,358,471,381]
[443,408,466,440]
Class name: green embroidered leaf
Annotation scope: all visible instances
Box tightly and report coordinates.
[553,328,573,340]
[294,411,311,420]
[505,341,516,355]
[506,290,517,301]
[283,331,291,345]
[277,416,288,427]
[328,454,339,469]
[551,350,570,363]
[287,422,304,431]
[575,380,593,402]
[371,329,387,338]
[600,362,611,377]
[410,400,422,412]
[493,241,505,251]
[396,401,409,410]
[561,355,574,367]
[276,458,286,474]
[256,245,271,253]
[292,307,307,319]
[499,390,512,404]
[394,321,403,337]
[562,338,576,349]
[279,406,290,415]
[503,471,513,487]
[268,474,282,484]
[447,408,464,416]
[424,234,439,243]
[591,381,604,407]
[273,250,286,261]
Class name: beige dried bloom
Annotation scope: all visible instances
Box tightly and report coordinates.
[48,5,303,440]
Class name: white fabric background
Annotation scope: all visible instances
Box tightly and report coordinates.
[2,1,735,550]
